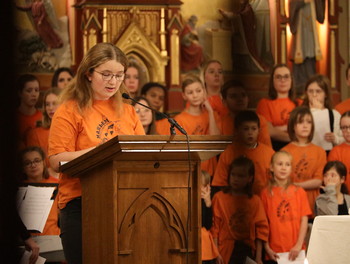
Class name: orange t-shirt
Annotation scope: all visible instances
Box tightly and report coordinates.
[219,113,272,147]
[210,191,269,264]
[48,100,145,209]
[328,143,350,191]
[25,176,60,236]
[212,143,275,194]
[207,94,229,116]
[260,185,312,254]
[174,110,221,175]
[335,98,350,115]
[202,227,219,261]
[282,143,326,215]
[256,98,296,126]
[26,127,50,166]
[17,109,43,143]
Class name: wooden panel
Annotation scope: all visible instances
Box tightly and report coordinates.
[115,160,200,264]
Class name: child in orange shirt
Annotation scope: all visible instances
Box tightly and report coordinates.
[16,74,43,146]
[174,74,221,176]
[201,171,219,264]
[261,151,311,263]
[256,64,296,150]
[282,106,326,217]
[219,79,271,147]
[212,110,274,195]
[20,146,60,236]
[328,111,350,191]
[335,65,350,115]
[211,156,269,264]
[26,87,61,178]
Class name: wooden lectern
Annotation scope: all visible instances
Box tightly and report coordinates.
[60,135,231,264]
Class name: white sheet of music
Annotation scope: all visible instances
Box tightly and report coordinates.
[18,186,55,233]
[277,250,306,264]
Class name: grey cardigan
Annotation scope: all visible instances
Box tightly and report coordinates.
[315,185,350,215]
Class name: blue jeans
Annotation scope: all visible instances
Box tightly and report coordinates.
[59,198,82,264]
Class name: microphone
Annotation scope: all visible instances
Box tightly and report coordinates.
[122,93,187,135]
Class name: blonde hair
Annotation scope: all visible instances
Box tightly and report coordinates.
[41,87,61,128]
[201,170,211,186]
[60,43,129,114]
[267,150,293,193]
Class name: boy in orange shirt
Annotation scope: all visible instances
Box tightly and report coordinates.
[173,74,221,176]
[219,79,271,147]
[212,110,274,195]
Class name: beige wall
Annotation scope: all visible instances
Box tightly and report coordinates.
[181,0,233,27]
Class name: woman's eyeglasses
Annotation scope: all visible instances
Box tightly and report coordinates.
[94,70,125,81]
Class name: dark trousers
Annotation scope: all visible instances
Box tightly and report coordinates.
[229,241,253,264]
[59,198,82,264]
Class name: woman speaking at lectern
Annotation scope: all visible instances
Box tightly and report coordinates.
[48,43,145,264]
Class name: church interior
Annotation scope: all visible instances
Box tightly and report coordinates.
[2,0,350,263]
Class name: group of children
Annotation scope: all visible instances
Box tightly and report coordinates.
[16,59,350,264]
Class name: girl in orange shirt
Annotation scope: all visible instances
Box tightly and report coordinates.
[282,106,326,217]
[256,64,296,150]
[48,43,144,264]
[16,74,43,146]
[201,60,228,116]
[211,156,269,264]
[261,151,311,263]
[20,146,60,236]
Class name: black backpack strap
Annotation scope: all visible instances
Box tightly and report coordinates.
[328,108,334,132]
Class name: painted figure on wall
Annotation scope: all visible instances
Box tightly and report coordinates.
[15,0,63,50]
[180,15,204,73]
[219,0,272,74]
[288,0,326,95]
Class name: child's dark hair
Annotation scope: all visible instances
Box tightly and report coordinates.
[287,106,314,143]
[51,67,74,88]
[140,82,167,95]
[323,161,349,194]
[221,79,245,100]
[16,74,39,93]
[224,156,255,197]
[341,110,350,120]
[268,64,295,100]
[20,146,49,181]
[234,110,260,129]
[302,74,332,109]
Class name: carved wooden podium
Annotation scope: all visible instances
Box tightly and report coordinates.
[60,135,231,264]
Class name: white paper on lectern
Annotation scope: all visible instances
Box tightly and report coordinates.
[32,235,63,253]
[18,186,55,232]
[277,250,305,264]
[20,250,46,264]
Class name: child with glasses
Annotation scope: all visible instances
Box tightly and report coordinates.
[256,64,297,150]
[302,74,343,153]
[20,146,60,236]
[328,111,350,191]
